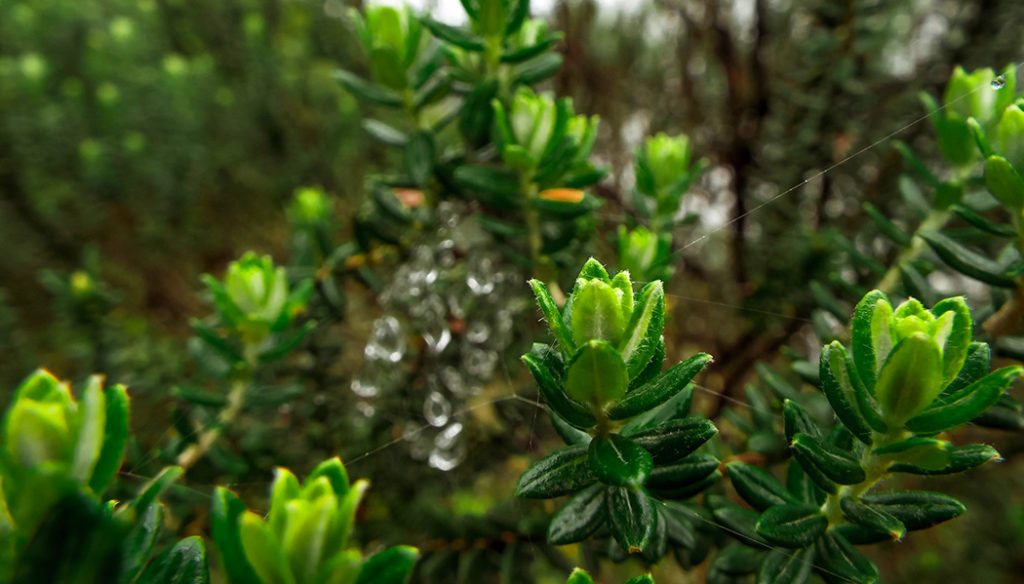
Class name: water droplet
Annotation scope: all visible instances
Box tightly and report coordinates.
[423,326,452,354]
[429,423,466,471]
[466,254,496,295]
[355,401,376,417]
[440,366,467,396]
[423,391,451,427]
[463,347,498,380]
[364,316,406,363]
[466,320,491,344]
[350,376,380,398]
[992,74,1007,89]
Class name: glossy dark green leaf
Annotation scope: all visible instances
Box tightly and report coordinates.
[549,410,592,446]
[422,17,484,51]
[820,342,877,443]
[619,281,666,377]
[606,353,711,420]
[786,462,826,505]
[454,165,522,202]
[577,257,611,281]
[726,462,799,511]
[629,337,666,391]
[756,547,812,584]
[516,445,594,498]
[119,503,163,583]
[919,230,1017,287]
[791,433,865,485]
[639,500,669,564]
[190,319,243,364]
[138,536,210,584]
[607,486,657,553]
[522,353,595,428]
[985,154,1024,210]
[404,130,435,186]
[626,417,717,463]
[548,484,606,545]
[355,546,420,584]
[588,434,652,487]
[863,202,913,245]
[839,497,906,541]
[888,443,1001,475]
[813,531,878,583]
[458,79,497,147]
[754,504,827,548]
[127,466,182,517]
[893,140,941,188]
[951,203,1017,237]
[756,362,803,402]
[648,469,721,500]
[624,576,655,584]
[646,453,720,491]
[905,365,1023,433]
[712,542,766,575]
[860,490,965,531]
[709,496,769,548]
[660,502,698,549]
[210,488,262,584]
[333,69,403,107]
[259,320,317,364]
[782,399,822,444]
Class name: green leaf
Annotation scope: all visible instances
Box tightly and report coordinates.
[119,503,163,583]
[333,69,403,107]
[626,417,718,464]
[646,453,720,491]
[191,319,244,364]
[501,35,562,64]
[930,297,973,385]
[985,154,1024,210]
[516,445,594,498]
[875,333,945,424]
[790,434,865,485]
[606,353,711,420]
[839,497,906,542]
[893,140,941,188]
[850,290,893,391]
[549,410,592,446]
[548,484,607,545]
[754,503,827,548]
[919,230,1017,287]
[454,165,522,204]
[618,281,666,377]
[860,490,965,532]
[259,321,317,363]
[888,443,1001,475]
[819,342,877,443]
[570,280,628,346]
[127,466,183,517]
[940,342,991,399]
[362,119,408,146]
[712,542,766,575]
[138,536,210,584]
[369,46,407,90]
[951,203,1017,237]
[625,576,655,584]
[421,17,485,51]
[588,434,653,488]
[529,280,576,356]
[709,496,769,548]
[875,437,953,471]
[726,462,799,511]
[404,130,435,186]
[514,52,563,85]
[904,365,1023,433]
[756,547,812,584]
[564,340,628,406]
[782,399,822,444]
[565,568,596,584]
[863,202,913,246]
[356,546,420,584]
[239,512,296,584]
[523,353,596,429]
[89,384,129,494]
[211,488,262,584]
[607,486,657,553]
[813,532,879,583]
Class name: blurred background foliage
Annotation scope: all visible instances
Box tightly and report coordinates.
[3,0,1024,582]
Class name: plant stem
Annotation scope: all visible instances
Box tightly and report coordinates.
[176,344,259,473]
[522,177,543,268]
[820,428,907,528]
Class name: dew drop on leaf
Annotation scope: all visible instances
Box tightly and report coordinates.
[992,74,1007,89]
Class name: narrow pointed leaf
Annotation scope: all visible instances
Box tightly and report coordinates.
[850,290,893,390]
[754,504,827,548]
[756,547,812,584]
[875,437,952,471]
[333,69,403,107]
[89,384,129,494]
[646,453,720,491]
[607,486,657,553]
[138,536,210,584]
[529,280,576,355]
[791,434,865,485]
[839,497,906,541]
[619,281,666,376]
[606,353,711,420]
[814,532,879,583]
[565,568,596,584]
[726,462,799,511]
[356,546,420,584]
[626,417,717,463]
[820,342,876,443]
[548,484,607,545]
[212,488,262,584]
[889,443,1001,475]
[516,445,594,498]
[919,230,1017,287]
[875,333,945,424]
[860,490,965,531]
[905,365,1023,433]
[985,154,1024,210]
[422,17,485,51]
[940,341,991,400]
[522,353,595,428]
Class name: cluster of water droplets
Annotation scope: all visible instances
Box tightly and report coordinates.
[351,201,528,471]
